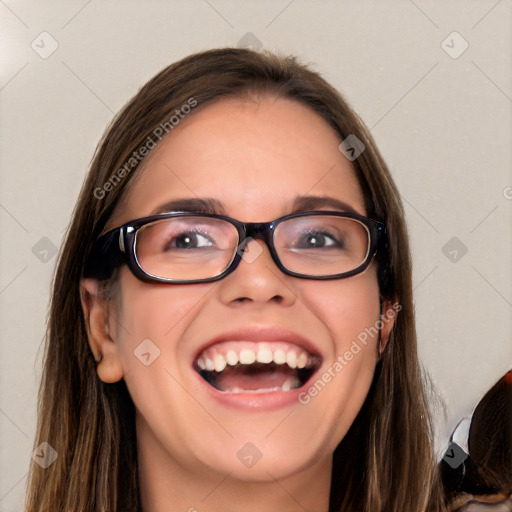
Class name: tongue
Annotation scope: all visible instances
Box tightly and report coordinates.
[215,364,299,392]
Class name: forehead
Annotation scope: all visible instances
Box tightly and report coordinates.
[111,96,366,225]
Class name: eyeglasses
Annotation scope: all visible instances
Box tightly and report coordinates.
[83,210,385,284]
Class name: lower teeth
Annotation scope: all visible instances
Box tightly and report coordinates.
[219,377,300,394]
[197,362,316,393]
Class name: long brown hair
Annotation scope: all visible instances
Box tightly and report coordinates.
[25,47,446,512]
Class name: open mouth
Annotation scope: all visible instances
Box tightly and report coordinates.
[194,341,322,394]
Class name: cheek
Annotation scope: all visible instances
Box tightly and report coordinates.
[109,273,222,455]
[302,268,381,351]
[112,268,215,341]
[109,269,216,383]
[297,270,381,446]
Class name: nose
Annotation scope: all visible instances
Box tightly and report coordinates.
[216,237,298,307]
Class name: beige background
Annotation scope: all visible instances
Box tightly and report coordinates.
[1,1,511,510]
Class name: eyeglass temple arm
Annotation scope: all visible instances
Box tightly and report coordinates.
[82,229,125,280]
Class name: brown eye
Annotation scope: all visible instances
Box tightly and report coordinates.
[294,229,343,249]
[166,230,214,250]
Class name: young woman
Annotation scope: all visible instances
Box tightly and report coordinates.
[25,48,446,511]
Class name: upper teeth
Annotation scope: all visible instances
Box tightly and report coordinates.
[196,343,313,373]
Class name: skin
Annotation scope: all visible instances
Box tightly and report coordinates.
[81,96,396,512]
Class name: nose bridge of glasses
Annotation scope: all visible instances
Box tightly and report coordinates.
[239,221,274,253]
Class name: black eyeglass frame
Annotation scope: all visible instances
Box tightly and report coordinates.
[83,210,386,284]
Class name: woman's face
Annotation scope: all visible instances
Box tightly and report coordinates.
[83,96,394,484]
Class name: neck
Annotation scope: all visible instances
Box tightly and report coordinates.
[136,416,332,512]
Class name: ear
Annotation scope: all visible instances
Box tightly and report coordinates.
[378,298,400,356]
[80,278,124,383]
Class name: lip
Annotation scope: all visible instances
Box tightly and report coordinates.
[191,325,323,410]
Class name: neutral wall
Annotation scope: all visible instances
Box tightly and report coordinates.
[1,1,511,510]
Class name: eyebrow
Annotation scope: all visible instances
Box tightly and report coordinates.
[290,195,359,215]
[149,195,359,216]
[150,198,226,215]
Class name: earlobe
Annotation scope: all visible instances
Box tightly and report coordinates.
[80,278,124,383]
